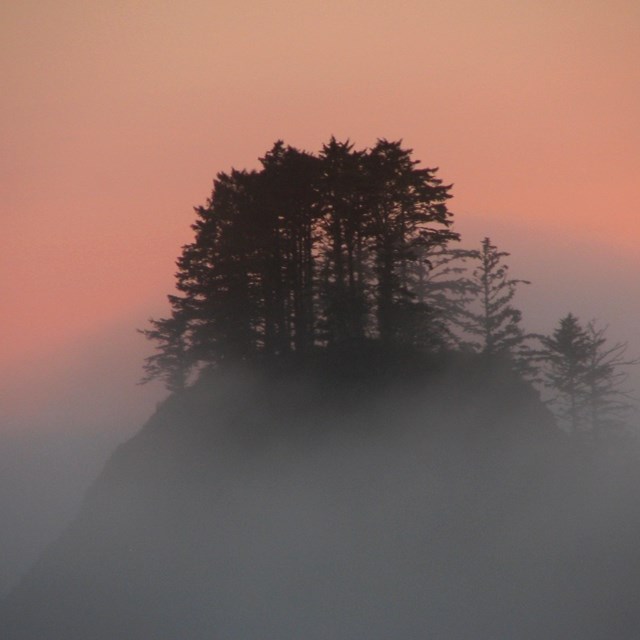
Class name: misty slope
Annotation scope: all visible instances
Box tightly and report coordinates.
[3,354,640,639]
[0,429,118,598]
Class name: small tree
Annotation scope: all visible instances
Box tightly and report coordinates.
[582,321,637,435]
[539,314,592,433]
[400,245,473,350]
[139,304,191,393]
[459,237,532,368]
[539,314,637,436]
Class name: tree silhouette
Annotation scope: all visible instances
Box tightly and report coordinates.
[458,237,531,366]
[364,140,456,345]
[397,244,471,350]
[316,138,369,344]
[539,314,592,433]
[582,322,638,435]
[142,138,458,387]
[139,304,190,392]
[539,314,637,435]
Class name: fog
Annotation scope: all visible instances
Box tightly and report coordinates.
[3,215,640,607]
[0,318,164,596]
[3,360,640,638]
[0,429,116,597]
[3,0,640,634]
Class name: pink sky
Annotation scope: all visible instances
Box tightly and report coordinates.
[2,0,640,433]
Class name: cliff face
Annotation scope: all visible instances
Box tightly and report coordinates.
[2,358,640,639]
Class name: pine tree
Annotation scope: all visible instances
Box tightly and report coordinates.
[177,169,262,362]
[139,305,191,392]
[141,138,459,388]
[582,322,637,435]
[539,314,592,433]
[399,245,471,350]
[363,139,457,345]
[538,314,637,436]
[317,138,369,344]
[459,237,531,366]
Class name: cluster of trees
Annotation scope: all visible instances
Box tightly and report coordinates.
[141,138,637,436]
[142,138,459,386]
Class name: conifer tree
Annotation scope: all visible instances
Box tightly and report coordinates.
[406,245,475,350]
[540,315,637,435]
[177,169,262,362]
[459,237,531,365]
[582,322,637,434]
[363,139,457,345]
[539,313,591,433]
[141,138,458,388]
[139,305,191,392]
[257,142,321,354]
[317,138,369,344]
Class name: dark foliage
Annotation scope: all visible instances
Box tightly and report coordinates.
[142,138,457,386]
[139,138,636,436]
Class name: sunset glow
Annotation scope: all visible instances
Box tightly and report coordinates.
[2,0,639,432]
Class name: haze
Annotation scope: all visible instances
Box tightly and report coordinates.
[1,0,640,599]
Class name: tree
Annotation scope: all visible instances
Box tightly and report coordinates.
[458,237,531,366]
[139,304,191,393]
[582,322,638,435]
[399,244,472,350]
[363,139,457,345]
[539,314,592,433]
[257,142,321,355]
[176,168,263,362]
[141,138,458,388]
[316,138,370,344]
[539,314,637,436]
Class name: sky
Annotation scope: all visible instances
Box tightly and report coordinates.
[2,0,640,436]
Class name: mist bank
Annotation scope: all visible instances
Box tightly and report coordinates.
[3,352,640,639]
[0,428,119,598]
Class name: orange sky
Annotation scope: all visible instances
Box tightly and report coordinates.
[2,0,640,433]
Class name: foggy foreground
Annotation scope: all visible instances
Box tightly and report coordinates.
[0,429,118,598]
[2,352,640,639]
